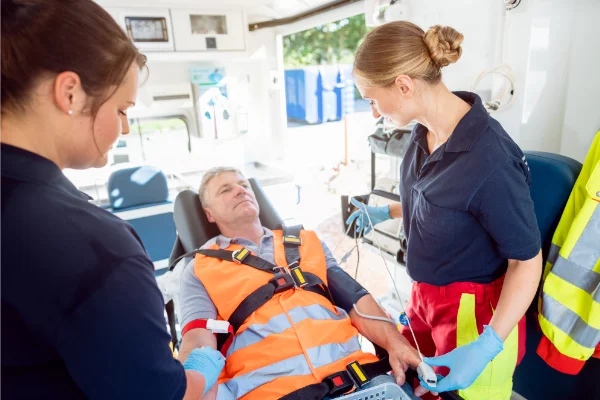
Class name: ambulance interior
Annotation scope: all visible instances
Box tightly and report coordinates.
[60,0,600,398]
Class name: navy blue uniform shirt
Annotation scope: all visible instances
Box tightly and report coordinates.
[399,92,540,285]
[1,144,186,399]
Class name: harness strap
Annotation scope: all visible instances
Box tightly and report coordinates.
[280,358,464,400]
[279,357,393,400]
[229,271,330,333]
[282,224,303,266]
[198,249,278,272]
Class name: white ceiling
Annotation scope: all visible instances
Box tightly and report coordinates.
[97,0,339,24]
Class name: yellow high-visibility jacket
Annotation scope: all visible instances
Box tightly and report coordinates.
[537,131,600,374]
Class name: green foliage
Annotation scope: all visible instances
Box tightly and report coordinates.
[283,14,370,68]
[129,117,187,135]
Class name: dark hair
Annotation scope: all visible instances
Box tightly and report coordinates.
[1,0,147,117]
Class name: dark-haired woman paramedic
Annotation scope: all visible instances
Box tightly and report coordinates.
[1,0,224,398]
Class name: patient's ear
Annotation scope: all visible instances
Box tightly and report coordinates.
[204,208,216,223]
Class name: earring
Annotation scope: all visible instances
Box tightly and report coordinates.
[67,110,73,115]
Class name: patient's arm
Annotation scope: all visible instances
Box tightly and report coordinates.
[179,328,217,362]
[179,329,219,400]
[349,295,421,386]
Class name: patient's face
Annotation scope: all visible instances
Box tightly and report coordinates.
[204,172,260,225]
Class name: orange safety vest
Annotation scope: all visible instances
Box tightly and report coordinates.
[194,229,377,399]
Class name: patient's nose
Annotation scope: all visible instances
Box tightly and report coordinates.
[233,184,246,196]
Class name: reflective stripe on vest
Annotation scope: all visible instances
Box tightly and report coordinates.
[227,336,361,399]
[226,303,349,357]
[194,229,377,399]
[539,157,600,363]
[456,293,519,399]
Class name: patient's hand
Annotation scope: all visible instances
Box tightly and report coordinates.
[387,336,421,383]
[387,337,438,398]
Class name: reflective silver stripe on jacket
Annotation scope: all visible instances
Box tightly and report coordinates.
[227,304,349,357]
[225,336,361,399]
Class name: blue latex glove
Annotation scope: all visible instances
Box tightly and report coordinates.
[183,347,226,395]
[345,198,392,235]
[419,325,504,392]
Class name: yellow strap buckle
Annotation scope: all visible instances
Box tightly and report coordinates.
[289,265,307,288]
[282,235,302,245]
[232,247,250,264]
[346,361,369,387]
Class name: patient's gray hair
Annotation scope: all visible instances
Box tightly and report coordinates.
[199,166,245,205]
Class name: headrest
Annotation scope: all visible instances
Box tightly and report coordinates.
[108,166,169,210]
[173,177,284,253]
[524,151,582,256]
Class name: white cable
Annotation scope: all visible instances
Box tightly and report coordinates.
[332,211,361,253]
[353,303,396,325]
[361,208,425,362]
[470,64,516,113]
[332,204,424,361]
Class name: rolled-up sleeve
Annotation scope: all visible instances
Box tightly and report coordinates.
[320,240,340,269]
[179,258,217,329]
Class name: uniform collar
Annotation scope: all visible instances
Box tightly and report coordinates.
[215,227,272,249]
[1,143,92,201]
[412,91,489,154]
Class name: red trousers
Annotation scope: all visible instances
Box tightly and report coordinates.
[400,276,526,400]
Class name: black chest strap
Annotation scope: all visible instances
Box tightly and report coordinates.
[281,224,303,266]
[279,357,393,400]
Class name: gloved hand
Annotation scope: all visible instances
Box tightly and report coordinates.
[183,347,226,395]
[419,325,504,392]
[345,197,392,235]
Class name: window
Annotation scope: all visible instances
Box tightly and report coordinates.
[116,116,191,171]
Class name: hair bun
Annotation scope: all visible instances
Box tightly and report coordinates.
[423,25,464,67]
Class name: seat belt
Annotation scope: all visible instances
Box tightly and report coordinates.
[281,357,464,400]
[281,224,303,266]
[280,357,393,400]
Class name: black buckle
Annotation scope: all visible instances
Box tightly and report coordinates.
[282,235,302,245]
[232,248,250,264]
[324,371,354,397]
[269,272,295,293]
[346,361,370,388]
[289,266,308,288]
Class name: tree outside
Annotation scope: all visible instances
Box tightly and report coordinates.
[283,14,370,68]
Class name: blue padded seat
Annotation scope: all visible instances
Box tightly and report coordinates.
[108,166,176,274]
[108,166,169,210]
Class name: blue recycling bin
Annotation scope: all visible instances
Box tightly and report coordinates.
[285,67,320,124]
[336,65,355,119]
[285,65,356,124]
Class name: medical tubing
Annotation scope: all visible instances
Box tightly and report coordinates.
[362,208,425,362]
[354,236,360,280]
[352,303,396,325]
[333,218,357,253]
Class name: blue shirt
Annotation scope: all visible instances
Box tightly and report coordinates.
[399,92,541,285]
[1,144,185,399]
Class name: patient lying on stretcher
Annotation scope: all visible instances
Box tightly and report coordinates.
[174,166,428,400]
